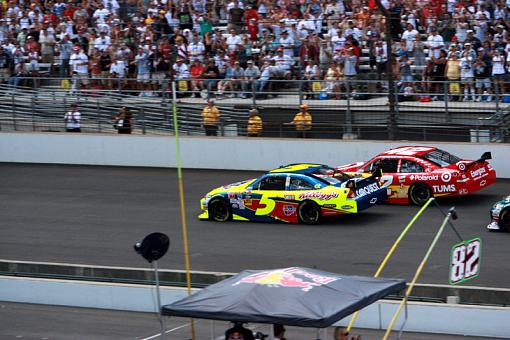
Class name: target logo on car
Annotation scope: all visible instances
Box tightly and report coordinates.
[441,172,452,183]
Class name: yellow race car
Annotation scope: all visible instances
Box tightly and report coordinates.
[199,164,388,224]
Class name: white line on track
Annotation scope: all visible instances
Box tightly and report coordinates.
[140,322,190,340]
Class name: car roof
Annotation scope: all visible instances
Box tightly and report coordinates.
[379,146,437,157]
[268,163,328,174]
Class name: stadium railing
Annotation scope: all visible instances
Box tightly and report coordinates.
[0,78,508,142]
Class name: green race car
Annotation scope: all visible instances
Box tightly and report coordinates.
[487,196,510,231]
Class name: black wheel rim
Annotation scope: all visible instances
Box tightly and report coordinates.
[412,185,430,205]
[210,200,229,221]
[300,202,319,224]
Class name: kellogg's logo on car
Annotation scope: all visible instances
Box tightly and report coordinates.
[298,192,339,200]
[233,267,338,292]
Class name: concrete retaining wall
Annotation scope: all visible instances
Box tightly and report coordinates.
[1,276,509,338]
[1,133,509,177]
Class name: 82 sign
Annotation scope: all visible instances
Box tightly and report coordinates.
[449,238,482,285]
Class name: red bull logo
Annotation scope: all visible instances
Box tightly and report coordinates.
[234,268,338,292]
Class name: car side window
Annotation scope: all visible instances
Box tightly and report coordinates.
[257,176,286,191]
[289,177,315,191]
[367,158,399,173]
[400,160,424,173]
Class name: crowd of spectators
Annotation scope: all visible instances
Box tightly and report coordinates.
[1,0,510,101]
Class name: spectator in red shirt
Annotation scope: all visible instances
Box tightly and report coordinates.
[191,59,205,97]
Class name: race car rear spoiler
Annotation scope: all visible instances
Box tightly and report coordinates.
[463,152,492,170]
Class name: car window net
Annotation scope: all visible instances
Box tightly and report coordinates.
[421,149,461,167]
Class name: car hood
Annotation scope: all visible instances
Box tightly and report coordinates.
[205,179,256,197]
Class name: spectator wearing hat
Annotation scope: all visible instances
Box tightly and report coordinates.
[445,51,461,101]
[69,45,89,91]
[289,103,312,138]
[401,23,419,56]
[273,48,293,80]
[202,99,221,136]
[59,35,73,77]
[64,103,81,132]
[244,60,260,98]
[133,47,151,91]
[247,108,263,137]
[426,27,444,59]
[459,49,475,101]
[333,326,350,340]
[464,30,481,51]
[491,49,506,98]
[474,55,492,102]
[279,30,295,58]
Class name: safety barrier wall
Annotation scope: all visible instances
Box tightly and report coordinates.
[1,133,509,178]
[1,276,509,338]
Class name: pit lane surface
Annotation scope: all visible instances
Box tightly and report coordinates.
[0,302,498,340]
[0,163,509,288]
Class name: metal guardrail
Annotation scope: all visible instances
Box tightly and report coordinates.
[0,79,508,142]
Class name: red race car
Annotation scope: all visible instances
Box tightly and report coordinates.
[336,146,496,205]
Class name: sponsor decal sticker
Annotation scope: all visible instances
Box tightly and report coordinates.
[470,168,487,179]
[433,184,457,193]
[341,205,352,210]
[284,195,294,200]
[441,172,452,183]
[233,267,338,292]
[398,175,406,183]
[323,204,336,208]
[283,205,296,216]
[458,163,466,171]
[298,192,339,200]
[410,174,439,181]
[370,198,378,204]
[480,180,487,187]
[228,193,236,199]
[355,183,379,197]
[459,188,468,195]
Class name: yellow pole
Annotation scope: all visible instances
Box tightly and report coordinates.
[382,210,453,340]
[347,198,434,331]
[172,81,196,340]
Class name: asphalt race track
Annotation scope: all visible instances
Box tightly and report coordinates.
[1,163,509,288]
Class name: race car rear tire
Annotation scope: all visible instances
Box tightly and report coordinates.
[298,200,322,225]
[409,183,432,206]
[208,197,231,222]
[500,208,510,231]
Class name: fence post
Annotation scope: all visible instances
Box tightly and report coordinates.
[141,108,146,134]
[251,81,256,107]
[31,91,36,132]
[495,81,500,114]
[298,80,303,106]
[444,81,450,123]
[11,92,17,131]
[96,101,101,133]
[345,80,352,137]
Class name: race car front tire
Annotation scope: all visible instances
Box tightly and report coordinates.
[298,200,322,225]
[208,197,232,222]
[409,183,432,206]
[499,208,510,231]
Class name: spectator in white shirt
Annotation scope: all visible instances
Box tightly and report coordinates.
[279,31,295,58]
[226,29,242,52]
[109,57,127,89]
[401,23,419,54]
[69,46,89,91]
[188,34,205,62]
[94,31,111,52]
[426,27,444,59]
[93,4,110,24]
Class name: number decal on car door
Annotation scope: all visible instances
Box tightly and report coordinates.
[255,195,276,215]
